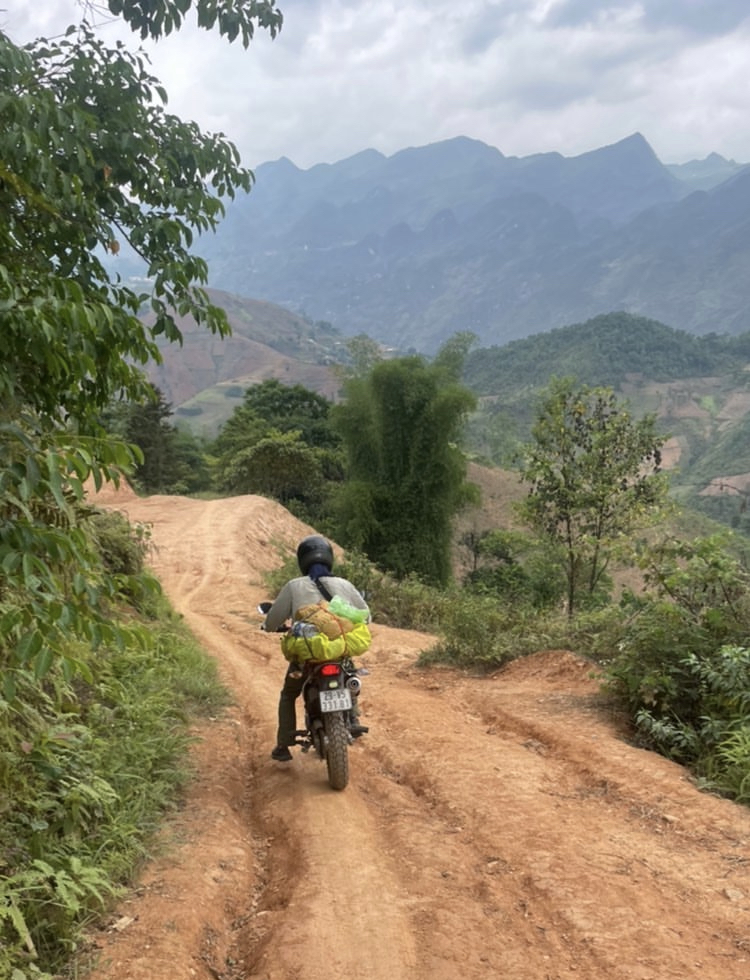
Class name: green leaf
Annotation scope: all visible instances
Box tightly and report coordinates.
[33,644,54,679]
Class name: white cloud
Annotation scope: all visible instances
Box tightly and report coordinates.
[4,0,750,168]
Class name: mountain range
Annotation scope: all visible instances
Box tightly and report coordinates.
[193,133,750,353]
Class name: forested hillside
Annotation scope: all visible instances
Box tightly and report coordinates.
[463,311,750,529]
[150,295,750,532]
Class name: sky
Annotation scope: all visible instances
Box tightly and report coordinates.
[5,1,750,171]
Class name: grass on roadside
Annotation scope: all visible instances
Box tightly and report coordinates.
[0,596,231,980]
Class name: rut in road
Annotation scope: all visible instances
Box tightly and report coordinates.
[84,487,750,980]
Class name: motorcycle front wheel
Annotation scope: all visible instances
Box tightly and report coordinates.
[322,711,349,790]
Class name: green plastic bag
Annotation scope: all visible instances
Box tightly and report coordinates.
[328,594,369,624]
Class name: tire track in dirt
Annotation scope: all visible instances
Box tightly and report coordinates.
[361,651,749,979]
[94,491,423,980]
[84,489,750,980]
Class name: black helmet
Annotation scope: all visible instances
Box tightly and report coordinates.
[296,534,334,576]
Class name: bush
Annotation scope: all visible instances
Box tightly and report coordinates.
[87,508,158,615]
[603,535,750,800]
[629,646,750,799]
[462,528,567,610]
[0,595,229,977]
[88,509,149,576]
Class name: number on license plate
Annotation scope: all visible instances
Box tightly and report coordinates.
[319,689,352,712]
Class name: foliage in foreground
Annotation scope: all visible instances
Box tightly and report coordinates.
[1,7,278,971]
[0,512,229,979]
[1,0,282,680]
[603,534,750,802]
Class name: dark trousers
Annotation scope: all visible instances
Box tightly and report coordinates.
[276,664,305,747]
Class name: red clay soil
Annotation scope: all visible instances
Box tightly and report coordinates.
[77,483,750,980]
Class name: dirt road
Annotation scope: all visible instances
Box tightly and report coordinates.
[82,486,750,980]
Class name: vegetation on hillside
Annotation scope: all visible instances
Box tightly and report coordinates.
[464,312,743,395]
[462,312,750,535]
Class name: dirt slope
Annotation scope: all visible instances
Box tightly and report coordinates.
[80,485,750,980]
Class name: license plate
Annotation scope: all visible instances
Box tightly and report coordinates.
[319,689,352,712]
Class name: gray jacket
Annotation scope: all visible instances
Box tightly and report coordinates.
[264,575,370,633]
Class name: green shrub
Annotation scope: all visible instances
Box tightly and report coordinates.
[629,645,750,799]
[714,725,750,803]
[0,596,229,978]
[603,535,750,800]
[421,598,576,670]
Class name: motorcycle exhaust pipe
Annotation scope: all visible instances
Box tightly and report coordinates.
[346,675,362,695]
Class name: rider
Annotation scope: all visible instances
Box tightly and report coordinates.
[264,534,371,762]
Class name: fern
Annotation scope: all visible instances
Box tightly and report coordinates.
[715,727,750,803]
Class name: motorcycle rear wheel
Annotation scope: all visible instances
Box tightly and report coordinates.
[323,711,349,790]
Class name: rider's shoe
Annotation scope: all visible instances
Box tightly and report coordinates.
[350,724,369,738]
[271,745,293,762]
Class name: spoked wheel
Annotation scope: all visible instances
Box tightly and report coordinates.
[322,711,349,790]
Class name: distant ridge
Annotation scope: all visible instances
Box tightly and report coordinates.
[196,133,750,352]
[143,289,343,435]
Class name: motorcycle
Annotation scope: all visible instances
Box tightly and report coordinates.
[259,602,369,791]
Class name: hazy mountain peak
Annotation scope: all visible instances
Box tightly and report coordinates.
[200,134,750,353]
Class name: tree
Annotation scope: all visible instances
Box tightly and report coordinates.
[212,380,343,517]
[2,2,282,430]
[234,378,340,448]
[518,377,669,616]
[332,338,478,586]
[0,0,282,677]
[1,5,283,971]
[105,0,282,45]
[220,429,325,507]
[107,386,210,493]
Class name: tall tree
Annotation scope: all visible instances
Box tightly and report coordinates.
[0,0,282,679]
[220,429,325,506]
[108,386,210,493]
[212,380,343,516]
[332,339,478,586]
[518,377,669,616]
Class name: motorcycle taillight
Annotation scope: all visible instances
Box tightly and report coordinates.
[320,663,340,676]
